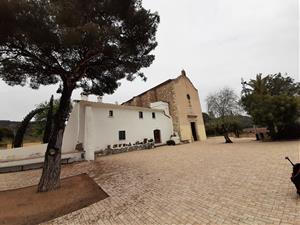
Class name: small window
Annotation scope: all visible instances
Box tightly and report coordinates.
[152,112,156,119]
[109,110,113,117]
[139,111,143,119]
[187,94,191,106]
[119,130,126,140]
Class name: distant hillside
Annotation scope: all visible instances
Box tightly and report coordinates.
[0,120,20,131]
[0,120,42,143]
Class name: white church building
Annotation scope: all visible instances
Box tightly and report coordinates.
[62,100,174,160]
[0,71,206,171]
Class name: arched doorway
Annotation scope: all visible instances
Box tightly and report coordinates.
[153,129,161,144]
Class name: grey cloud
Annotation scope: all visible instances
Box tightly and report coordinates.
[0,0,298,120]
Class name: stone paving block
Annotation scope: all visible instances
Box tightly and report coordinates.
[0,137,299,225]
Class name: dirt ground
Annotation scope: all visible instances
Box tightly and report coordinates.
[0,173,108,225]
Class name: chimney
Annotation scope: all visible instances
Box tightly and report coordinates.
[97,96,103,103]
[181,69,186,76]
[80,93,89,101]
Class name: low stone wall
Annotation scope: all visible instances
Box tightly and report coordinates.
[0,144,47,162]
[95,142,155,157]
[0,143,84,172]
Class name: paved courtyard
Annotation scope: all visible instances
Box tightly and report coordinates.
[1,137,300,225]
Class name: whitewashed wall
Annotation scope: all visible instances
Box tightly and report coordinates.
[61,103,80,153]
[0,101,173,165]
[0,144,47,162]
[0,143,82,169]
[63,101,174,160]
[0,102,81,166]
[150,101,171,116]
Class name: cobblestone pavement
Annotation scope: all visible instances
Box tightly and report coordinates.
[1,137,300,225]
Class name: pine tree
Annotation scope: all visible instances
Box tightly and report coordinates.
[0,0,159,192]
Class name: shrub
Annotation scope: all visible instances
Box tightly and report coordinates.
[274,123,300,140]
[0,128,14,141]
[166,140,176,145]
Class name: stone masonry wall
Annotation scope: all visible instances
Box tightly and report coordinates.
[172,75,207,141]
[94,142,155,157]
[123,81,181,136]
[123,72,207,141]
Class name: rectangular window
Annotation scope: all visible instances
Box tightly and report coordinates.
[119,130,126,140]
[152,112,156,119]
[109,110,113,117]
[139,111,143,119]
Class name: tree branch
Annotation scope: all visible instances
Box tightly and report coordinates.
[7,42,65,75]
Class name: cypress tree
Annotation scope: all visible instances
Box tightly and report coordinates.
[43,95,54,144]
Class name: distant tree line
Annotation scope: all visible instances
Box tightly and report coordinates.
[0,127,14,142]
[205,87,246,143]
[204,73,300,142]
[203,112,253,138]
[241,73,300,140]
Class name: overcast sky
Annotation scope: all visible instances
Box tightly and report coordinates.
[0,0,298,121]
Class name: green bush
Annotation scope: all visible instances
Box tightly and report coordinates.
[0,128,14,141]
[241,73,300,140]
[166,140,176,145]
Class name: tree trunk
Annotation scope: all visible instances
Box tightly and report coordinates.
[224,132,233,143]
[13,108,45,148]
[37,86,73,192]
[268,123,277,140]
[221,124,233,143]
[234,129,240,138]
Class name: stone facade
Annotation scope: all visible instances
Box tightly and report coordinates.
[123,71,207,142]
[124,80,181,134]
